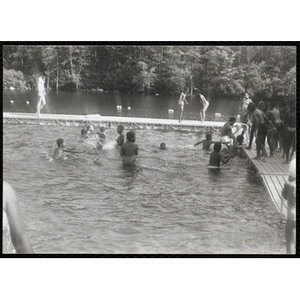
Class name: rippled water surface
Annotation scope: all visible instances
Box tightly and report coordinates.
[3,123,286,254]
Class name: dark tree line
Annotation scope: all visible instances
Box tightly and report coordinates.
[3,45,296,101]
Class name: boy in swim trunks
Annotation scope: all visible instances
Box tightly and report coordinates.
[281,159,296,254]
[247,102,275,162]
[198,91,209,122]
[36,73,46,117]
[209,142,234,167]
[178,90,188,122]
[220,117,237,146]
[120,131,138,165]
[194,133,217,151]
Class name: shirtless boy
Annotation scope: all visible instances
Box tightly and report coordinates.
[247,102,275,161]
[220,117,236,146]
[53,139,77,159]
[53,138,66,159]
[178,90,188,122]
[209,142,234,168]
[194,133,217,151]
[120,131,138,165]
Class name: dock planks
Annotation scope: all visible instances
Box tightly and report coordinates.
[243,146,293,219]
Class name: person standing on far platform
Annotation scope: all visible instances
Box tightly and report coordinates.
[178,90,188,123]
[198,91,209,122]
[37,73,47,117]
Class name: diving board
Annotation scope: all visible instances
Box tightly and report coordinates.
[243,147,292,219]
[3,112,226,133]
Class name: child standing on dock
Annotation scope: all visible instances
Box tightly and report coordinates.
[120,131,138,165]
[220,117,237,146]
[247,103,275,162]
[36,73,46,117]
[198,91,209,122]
[281,159,296,254]
[178,90,188,123]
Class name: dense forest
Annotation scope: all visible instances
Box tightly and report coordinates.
[3,45,296,101]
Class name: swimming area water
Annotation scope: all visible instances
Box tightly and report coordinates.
[3,124,286,254]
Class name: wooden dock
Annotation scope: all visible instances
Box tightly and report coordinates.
[3,112,225,133]
[243,147,292,220]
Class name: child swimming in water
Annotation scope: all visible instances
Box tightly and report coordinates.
[53,138,66,159]
[194,133,217,151]
[120,131,138,165]
[208,142,234,168]
[116,125,125,147]
[160,142,166,150]
[53,139,79,159]
[281,159,296,254]
[96,126,106,150]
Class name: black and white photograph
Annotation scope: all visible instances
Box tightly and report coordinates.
[2,43,297,255]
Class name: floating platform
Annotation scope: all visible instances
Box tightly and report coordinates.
[3,112,226,133]
[243,147,292,220]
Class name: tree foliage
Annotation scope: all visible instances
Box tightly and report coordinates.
[3,45,296,101]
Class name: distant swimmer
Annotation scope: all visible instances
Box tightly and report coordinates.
[116,125,125,147]
[220,117,237,146]
[198,91,209,122]
[36,73,46,117]
[120,131,138,165]
[194,133,217,151]
[178,89,188,123]
[208,142,233,168]
[3,181,34,253]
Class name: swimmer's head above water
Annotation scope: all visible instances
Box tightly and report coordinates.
[236,135,244,145]
[206,133,212,140]
[160,143,166,150]
[213,142,222,152]
[127,131,135,142]
[229,117,236,126]
[56,138,65,148]
[117,125,124,134]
